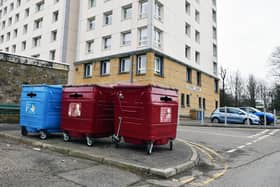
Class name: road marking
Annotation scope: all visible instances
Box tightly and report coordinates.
[246,142,252,146]
[248,130,270,138]
[179,176,196,184]
[227,149,237,153]
[237,145,245,149]
[179,129,248,139]
[269,129,280,136]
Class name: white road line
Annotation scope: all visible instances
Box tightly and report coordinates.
[237,145,245,149]
[178,129,248,138]
[269,129,280,136]
[248,130,270,138]
[227,149,237,153]
[257,134,270,141]
[246,142,252,146]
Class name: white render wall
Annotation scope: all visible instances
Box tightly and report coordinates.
[76,0,218,77]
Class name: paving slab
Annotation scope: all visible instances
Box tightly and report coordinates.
[0,123,198,178]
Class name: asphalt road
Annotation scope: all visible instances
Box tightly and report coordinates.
[177,126,280,187]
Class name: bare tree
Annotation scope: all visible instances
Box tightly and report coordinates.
[229,70,243,107]
[270,47,280,79]
[247,74,257,107]
[220,66,227,106]
[257,81,269,108]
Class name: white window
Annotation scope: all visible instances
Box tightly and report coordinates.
[0,35,4,43]
[86,40,94,53]
[213,62,218,75]
[121,31,131,46]
[103,36,111,50]
[84,63,92,78]
[53,11,59,22]
[16,0,21,7]
[23,24,28,34]
[51,30,57,41]
[195,10,200,23]
[21,41,26,51]
[213,26,217,40]
[137,55,146,74]
[101,60,110,75]
[154,55,163,76]
[185,45,191,59]
[120,57,131,73]
[154,0,163,21]
[8,17,12,26]
[10,2,14,11]
[138,27,148,46]
[15,13,19,22]
[49,50,56,60]
[212,9,217,23]
[32,36,41,47]
[34,18,43,29]
[13,29,18,38]
[6,32,10,41]
[25,8,29,17]
[88,0,96,8]
[154,27,162,48]
[103,11,112,25]
[12,45,16,53]
[185,22,191,37]
[87,16,95,31]
[195,51,200,63]
[195,30,200,43]
[213,44,217,57]
[139,0,148,19]
[122,4,132,20]
[36,1,44,12]
[185,0,190,15]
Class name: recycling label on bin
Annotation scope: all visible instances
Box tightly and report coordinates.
[26,103,36,114]
[160,107,172,123]
[68,103,81,117]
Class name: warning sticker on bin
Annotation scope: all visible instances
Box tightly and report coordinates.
[160,107,172,123]
[68,103,81,117]
[26,103,36,114]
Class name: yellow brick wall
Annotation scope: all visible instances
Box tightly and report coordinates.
[73,52,219,117]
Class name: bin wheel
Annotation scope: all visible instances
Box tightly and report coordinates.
[63,132,70,142]
[39,130,47,140]
[21,126,27,136]
[147,142,154,155]
[112,135,121,148]
[86,136,94,147]
[169,140,174,151]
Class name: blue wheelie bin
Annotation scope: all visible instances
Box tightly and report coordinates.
[20,84,62,139]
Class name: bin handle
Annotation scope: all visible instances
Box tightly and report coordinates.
[27,92,37,98]
[160,96,172,102]
[69,93,83,98]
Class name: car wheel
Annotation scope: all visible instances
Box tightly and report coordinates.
[212,118,219,123]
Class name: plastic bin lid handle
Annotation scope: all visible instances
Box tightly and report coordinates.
[70,93,83,98]
[160,96,172,102]
[27,92,37,98]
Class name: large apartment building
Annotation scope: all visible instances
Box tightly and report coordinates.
[0,0,219,117]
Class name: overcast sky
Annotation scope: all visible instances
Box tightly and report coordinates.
[217,0,280,80]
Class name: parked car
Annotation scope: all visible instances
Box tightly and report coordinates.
[239,107,276,125]
[210,107,260,125]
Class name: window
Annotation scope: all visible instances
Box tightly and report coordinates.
[54,0,59,4]
[121,31,131,46]
[181,94,185,107]
[196,71,201,86]
[23,24,28,34]
[8,17,12,26]
[5,47,9,52]
[21,41,26,51]
[198,97,202,109]
[185,0,190,15]
[25,8,29,17]
[101,60,110,75]
[185,45,191,59]
[119,57,131,73]
[212,0,216,6]
[214,79,219,93]
[213,26,217,40]
[103,11,112,25]
[137,55,147,74]
[138,26,148,46]
[154,55,163,76]
[1,20,5,29]
[13,29,18,38]
[49,50,56,60]
[16,0,21,7]
[34,18,43,29]
[213,62,218,75]
[6,32,10,41]
[154,0,163,21]
[10,2,14,11]
[11,44,16,53]
[53,11,59,22]
[122,4,132,20]
[103,36,111,50]
[51,30,57,41]
[154,27,162,48]
[87,16,95,31]
[36,1,44,12]
[185,22,191,37]
[186,95,190,107]
[84,63,92,78]
[213,44,217,57]
[186,67,192,83]
[32,36,41,47]
[15,13,19,22]
[195,51,200,63]
[195,30,200,43]
[195,10,200,23]
[88,0,96,8]
[215,101,218,109]
[203,98,206,109]
[212,9,217,23]
[86,40,94,53]
[0,35,4,43]
[139,0,148,19]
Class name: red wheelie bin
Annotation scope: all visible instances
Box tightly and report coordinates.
[61,85,114,146]
[112,84,178,154]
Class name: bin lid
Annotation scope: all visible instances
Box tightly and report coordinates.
[63,84,113,89]
[22,84,62,88]
[114,84,178,91]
